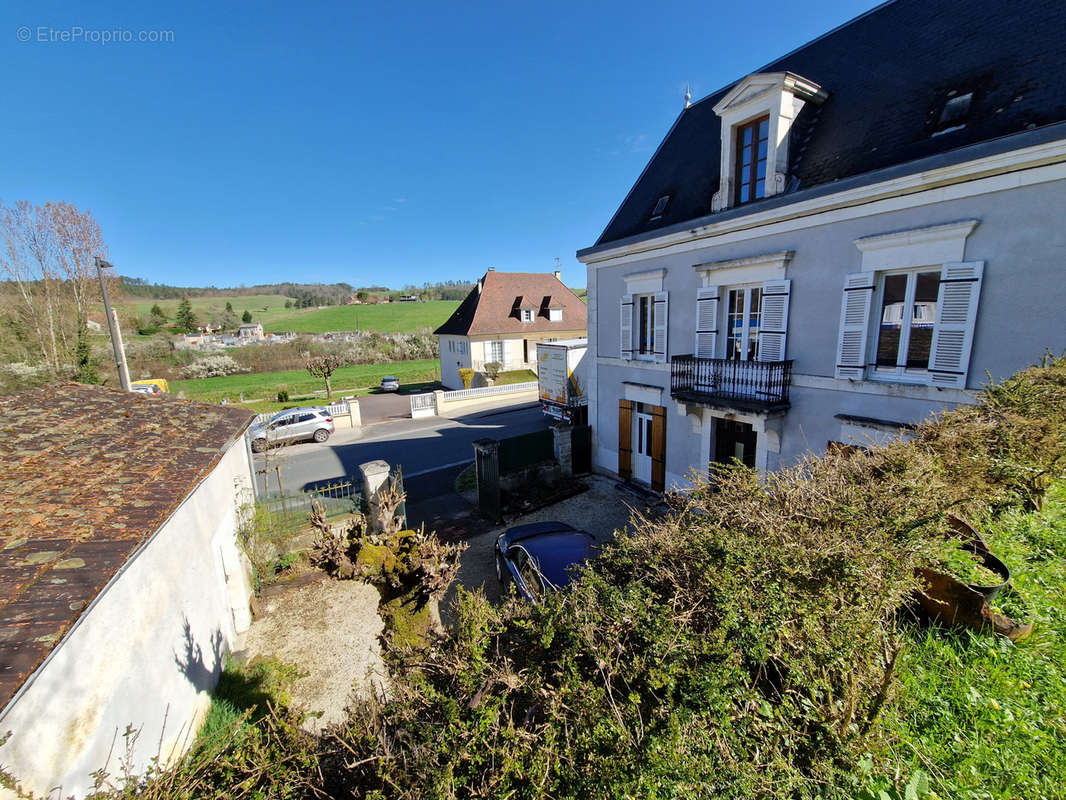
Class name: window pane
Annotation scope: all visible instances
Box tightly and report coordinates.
[741,144,753,166]
[754,179,765,198]
[756,159,766,180]
[757,139,767,159]
[906,271,940,368]
[742,126,753,145]
[639,296,649,353]
[876,273,908,367]
[758,119,768,139]
[739,184,750,203]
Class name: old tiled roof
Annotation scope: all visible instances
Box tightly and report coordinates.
[0,383,253,708]
[433,271,587,337]
[593,0,1066,247]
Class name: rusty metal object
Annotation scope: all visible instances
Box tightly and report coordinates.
[914,515,1033,642]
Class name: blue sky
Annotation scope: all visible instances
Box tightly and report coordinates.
[2,0,877,289]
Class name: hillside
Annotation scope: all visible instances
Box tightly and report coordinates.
[261,300,459,334]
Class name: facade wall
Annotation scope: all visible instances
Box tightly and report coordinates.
[589,174,1066,487]
[470,331,587,374]
[0,441,255,799]
[438,335,473,389]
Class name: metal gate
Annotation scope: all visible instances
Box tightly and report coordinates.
[572,424,592,475]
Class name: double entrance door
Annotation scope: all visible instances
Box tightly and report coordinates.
[619,400,666,492]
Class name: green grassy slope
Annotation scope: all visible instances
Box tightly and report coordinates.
[261,300,459,334]
[869,480,1066,800]
[120,294,294,324]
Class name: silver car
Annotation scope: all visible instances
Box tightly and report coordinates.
[249,407,334,452]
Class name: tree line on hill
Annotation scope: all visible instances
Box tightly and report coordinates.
[120,278,477,304]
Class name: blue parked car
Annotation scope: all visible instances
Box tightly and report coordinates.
[495,522,598,602]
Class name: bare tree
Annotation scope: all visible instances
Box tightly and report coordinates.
[0,200,111,376]
[306,353,343,402]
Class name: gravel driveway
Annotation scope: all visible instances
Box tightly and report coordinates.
[443,475,660,611]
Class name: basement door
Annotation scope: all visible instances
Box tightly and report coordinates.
[714,418,757,469]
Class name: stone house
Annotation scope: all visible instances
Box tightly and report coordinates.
[0,384,255,798]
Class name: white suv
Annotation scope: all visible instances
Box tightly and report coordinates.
[250,407,334,452]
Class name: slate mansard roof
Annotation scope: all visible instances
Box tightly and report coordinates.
[590,0,1066,250]
[434,271,588,337]
[0,383,253,708]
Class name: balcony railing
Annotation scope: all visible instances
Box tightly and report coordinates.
[670,355,792,412]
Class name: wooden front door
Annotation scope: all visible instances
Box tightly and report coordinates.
[714,418,757,469]
[619,399,666,491]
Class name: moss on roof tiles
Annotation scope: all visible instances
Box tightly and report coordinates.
[0,382,252,708]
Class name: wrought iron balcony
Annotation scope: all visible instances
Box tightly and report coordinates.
[670,355,792,412]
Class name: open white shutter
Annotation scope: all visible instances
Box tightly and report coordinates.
[653,291,669,363]
[835,272,875,380]
[620,293,633,360]
[695,286,719,358]
[929,261,984,389]
[759,279,791,361]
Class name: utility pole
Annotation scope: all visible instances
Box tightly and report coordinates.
[96,257,131,391]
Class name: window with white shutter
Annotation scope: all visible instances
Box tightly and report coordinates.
[695,286,719,358]
[652,292,669,363]
[835,272,875,380]
[758,279,791,361]
[929,261,983,388]
[620,294,634,360]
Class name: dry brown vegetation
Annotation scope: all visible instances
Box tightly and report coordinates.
[34,355,1066,799]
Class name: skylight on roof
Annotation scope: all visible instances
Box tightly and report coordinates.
[650,195,670,219]
[933,92,973,136]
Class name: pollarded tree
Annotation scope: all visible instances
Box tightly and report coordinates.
[306,353,343,402]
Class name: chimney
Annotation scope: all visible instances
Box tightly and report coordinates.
[553,270,561,281]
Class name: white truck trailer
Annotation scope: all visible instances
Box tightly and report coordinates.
[536,338,588,424]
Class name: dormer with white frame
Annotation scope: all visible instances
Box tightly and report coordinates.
[710,72,827,212]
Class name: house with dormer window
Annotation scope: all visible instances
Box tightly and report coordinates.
[577,0,1066,492]
[434,270,587,389]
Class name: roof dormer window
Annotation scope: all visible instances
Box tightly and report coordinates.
[521,308,534,322]
[711,72,826,213]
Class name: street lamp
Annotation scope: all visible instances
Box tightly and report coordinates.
[95,257,132,391]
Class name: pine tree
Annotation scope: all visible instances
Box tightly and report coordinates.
[241,309,253,323]
[149,303,167,322]
[72,322,98,384]
[225,301,234,313]
[176,297,197,330]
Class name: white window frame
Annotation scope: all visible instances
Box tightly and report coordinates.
[548,308,562,322]
[836,220,983,388]
[621,268,667,363]
[634,293,656,360]
[723,284,764,362]
[867,267,942,383]
[487,340,504,364]
[521,308,534,323]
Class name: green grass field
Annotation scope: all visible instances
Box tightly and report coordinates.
[172,359,440,407]
[260,300,459,334]
[867,479,1066,799]
[121,294,294,324]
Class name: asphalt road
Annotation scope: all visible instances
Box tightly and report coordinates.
[255,402,549,498]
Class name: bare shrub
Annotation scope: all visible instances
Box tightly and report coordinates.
[180,355,249,379]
